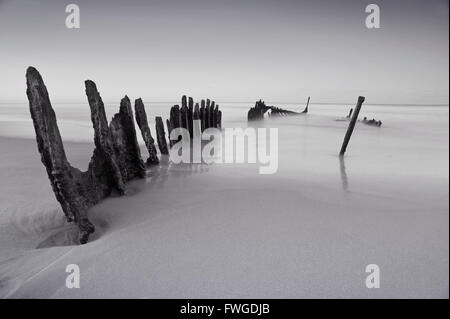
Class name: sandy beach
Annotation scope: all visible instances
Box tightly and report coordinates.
[0,103,448,298]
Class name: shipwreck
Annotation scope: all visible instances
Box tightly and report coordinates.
[26,67,221,244]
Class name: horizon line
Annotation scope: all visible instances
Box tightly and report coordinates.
[0,100,448,107]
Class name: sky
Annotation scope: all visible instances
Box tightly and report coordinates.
[0,0,448,104]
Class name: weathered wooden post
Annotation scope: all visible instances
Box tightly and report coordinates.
[181,104,190,147]
[155,116,169,155]
[213,105,219,128]
[200,99,206,132]
[170,105,180,129]
[210,101,215,128]
[339,96,365,156]
[26,67,152,244]
[194,103,200,120]
[109,96,147,181]
[166,119,173,147]
[181,96,189,132]
[205,99,211,129]
[347,108,353,118]
[302,96,310,113]
[217,110,222,128]
[135,98,159,165]
[181,104,189,131]
[178,105,184,131]
[188,97,194,137]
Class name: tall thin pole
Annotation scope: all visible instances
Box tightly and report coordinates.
[339,96,365,156]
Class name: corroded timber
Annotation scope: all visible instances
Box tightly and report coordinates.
[213,104,218,128]
[188,97,194,137]
[205,99,211,129]
[339,96,365,156]
[217,110,222,128]
[166,97,222,147]
[194,103,200,120]
[210,101,215,128]
[166,119,173,147]
[362,117,382,127]
[181,104,190,132]
[248,100,269,121]
[200,100,206,131]
[135,98,159,165]
[170,105,181,129]
[27,67,95,244]
[339,108,381,126]
[110,96,146,182]
[155,116,169,155]
[26,67,148,244]
[85,80,126,197]
[302,96,310,113]
[347,108,353,118]
[248,100,303,121]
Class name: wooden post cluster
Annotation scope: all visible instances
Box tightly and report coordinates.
[248,100,270,121]
[343,107,382,126]
[26,67,147,244]
[248,100,300,121]
[167,95,222,140]
[26,67,225,244]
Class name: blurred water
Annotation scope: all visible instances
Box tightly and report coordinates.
[0,101,448,142]
[2,100,447,190]
[0,102,448,298]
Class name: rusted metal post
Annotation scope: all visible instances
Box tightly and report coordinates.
[339,96,365,156]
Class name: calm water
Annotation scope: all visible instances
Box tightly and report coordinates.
[0,101,448,142]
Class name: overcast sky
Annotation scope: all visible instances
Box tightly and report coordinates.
[0,0,448,104]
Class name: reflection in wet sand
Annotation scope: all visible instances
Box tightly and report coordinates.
[143,155,210,190]
[339,156,349,193]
